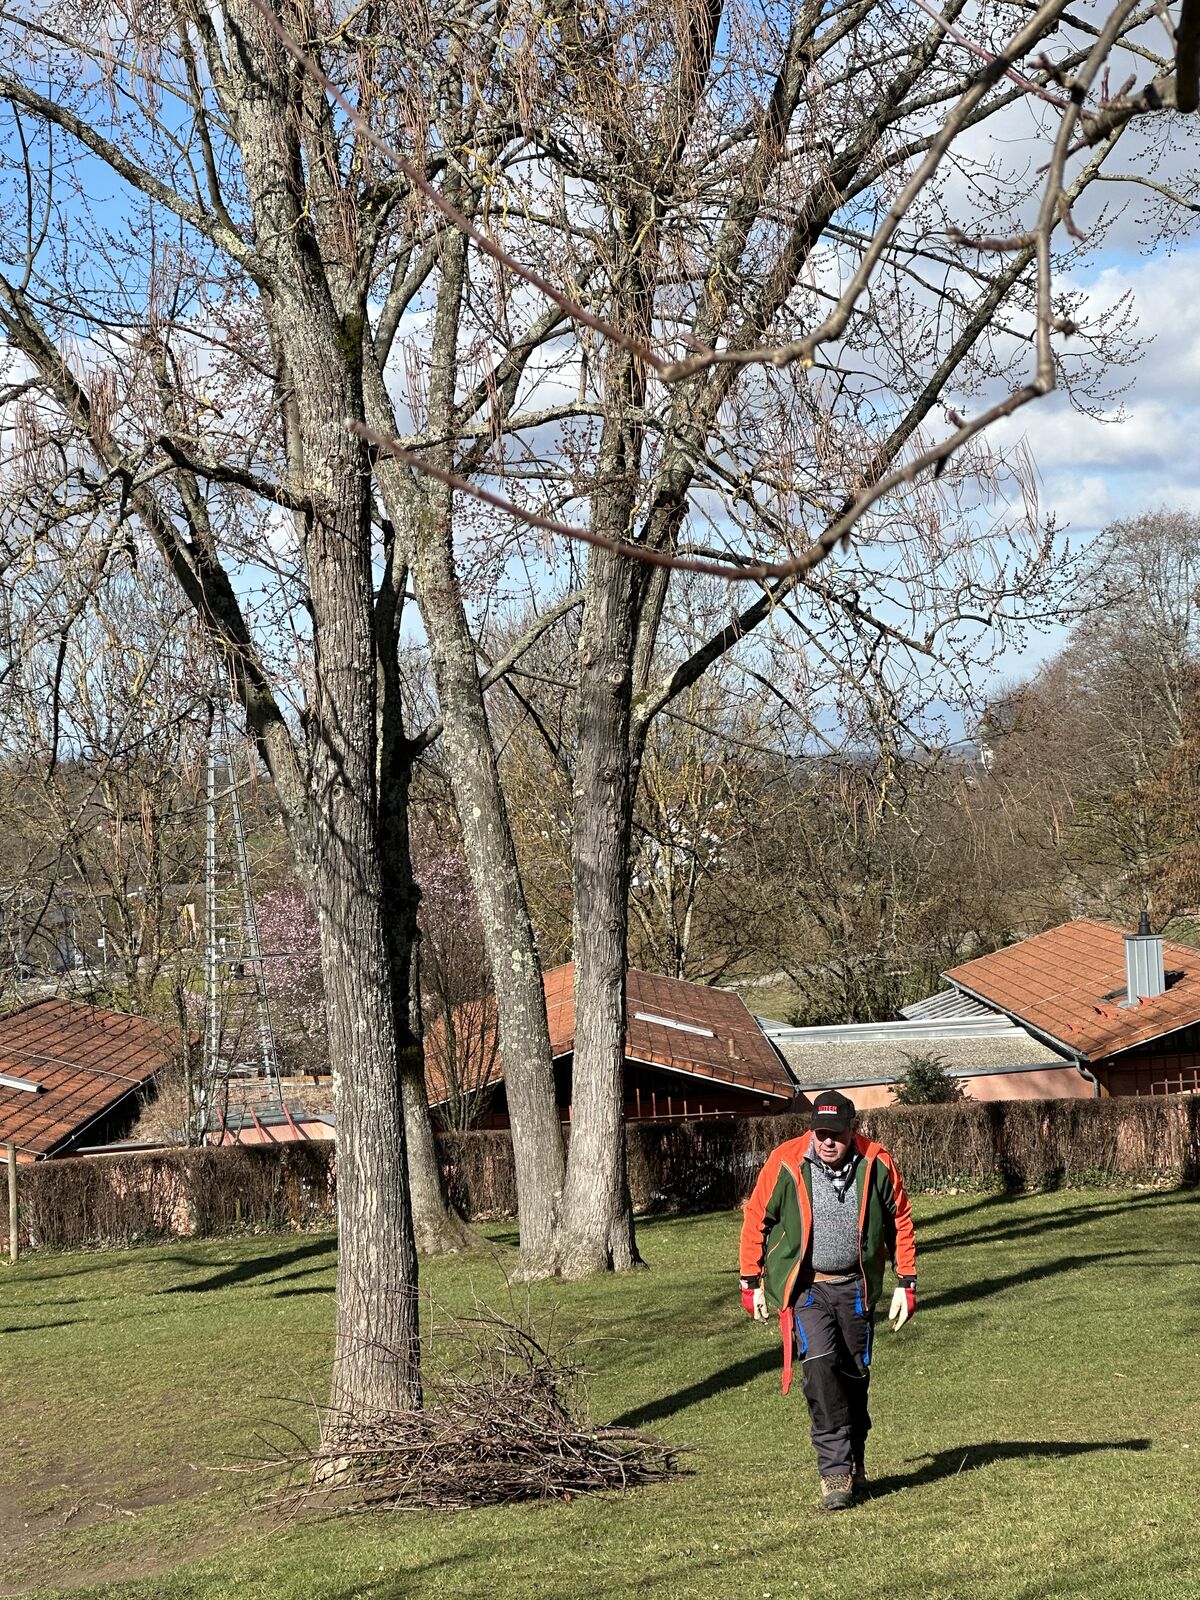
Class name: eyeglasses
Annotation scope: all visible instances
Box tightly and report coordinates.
[813,1128,848,1141]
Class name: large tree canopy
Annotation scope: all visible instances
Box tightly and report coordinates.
[1,0,1198,1380]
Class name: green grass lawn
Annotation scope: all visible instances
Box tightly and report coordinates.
[3,1188,1199,1600]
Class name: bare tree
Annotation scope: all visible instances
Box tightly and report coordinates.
[506,1,1198,1273]
[0,0,426,1419]
[985,511,1200,926]
[0,541,207,1011]
[2,0,1197,1308]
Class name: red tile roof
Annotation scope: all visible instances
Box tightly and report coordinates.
[944,919,1200,1061]
[0,999,180,1159]
[429,963,794,1104]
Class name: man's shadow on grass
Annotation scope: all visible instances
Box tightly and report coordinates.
[866,1437,1150,1498]
[613,1248,1136,1429]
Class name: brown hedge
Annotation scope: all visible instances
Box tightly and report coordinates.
[6,1095,1198,1252]
[11,1142,336,1251]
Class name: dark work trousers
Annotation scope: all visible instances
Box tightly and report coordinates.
[792,1279,873,1478]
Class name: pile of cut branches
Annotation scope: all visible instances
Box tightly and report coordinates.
[276,1310,682,1511]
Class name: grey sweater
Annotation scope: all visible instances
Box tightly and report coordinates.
[807,1149,861,1275]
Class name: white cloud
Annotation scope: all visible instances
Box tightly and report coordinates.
[1068,253,1200,406]
[986,248,1200,541]
[1008,402,1198,476]
[1035,472,1117,535]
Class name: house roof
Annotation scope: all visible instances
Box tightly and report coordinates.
[899,988,997,1022]
[944,918,1200,1061]
[429,964,795,1104]
[0,998,179,1159]
[210,1102,336,1143]
[776,1027,1061,1087]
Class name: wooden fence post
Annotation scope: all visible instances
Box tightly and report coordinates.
[6,1141,16,1265]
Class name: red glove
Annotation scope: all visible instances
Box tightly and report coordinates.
[740,1278,769,1320]
[889,1279,916,1330]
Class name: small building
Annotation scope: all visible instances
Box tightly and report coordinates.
[428,963,797,1128]
[942,917,1200,1096]
[763,1011,1088,1108]
[0,998,180,1160]
[208,1093,335,1145]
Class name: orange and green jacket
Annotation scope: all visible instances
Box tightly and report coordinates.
[739,1131,916,1320]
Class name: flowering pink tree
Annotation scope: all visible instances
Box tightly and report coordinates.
[417,848,498,1131]
[253,861,495,1114]
[257,885,328,1078]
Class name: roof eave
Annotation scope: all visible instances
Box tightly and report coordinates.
[622,1053,792,1100]
[1092,1018,1200,1059]
[946,974,1200,1063]
[42,1072,160,1160]
[943,977,1084,1062]
[427,1011,794,1106]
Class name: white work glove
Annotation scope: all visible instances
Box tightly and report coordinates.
[888,1281,916,1331]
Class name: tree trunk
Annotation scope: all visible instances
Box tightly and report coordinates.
[559,546,644,1277]
[318,851,422,1416]
[286,367,420,1411]
[410,515,567,1275]
[296,421,421,1413]
[230,25,421,1403]
[363,262,565,1277]
[555,187,652,1271]
[378,722,475,1256]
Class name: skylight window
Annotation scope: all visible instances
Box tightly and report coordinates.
[633,1011,714,1039]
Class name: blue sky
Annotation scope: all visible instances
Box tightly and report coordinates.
[1004,249,1200,534]
[979,241,1200,686]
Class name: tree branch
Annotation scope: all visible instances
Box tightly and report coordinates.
[0,70,259,276]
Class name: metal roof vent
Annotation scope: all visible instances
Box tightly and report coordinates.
[0,1071,44,1094]
[632,1011,715,1039]
[1122,911,1165,1007]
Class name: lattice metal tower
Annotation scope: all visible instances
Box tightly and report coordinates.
[201,695,282,1137]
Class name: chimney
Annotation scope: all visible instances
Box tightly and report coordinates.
[1122,911,1165,1006]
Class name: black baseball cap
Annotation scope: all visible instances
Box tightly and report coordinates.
[810,1090,857,1134]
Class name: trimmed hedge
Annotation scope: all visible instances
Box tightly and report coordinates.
[455,1096,1200,1218]
[6,1094,1199,1252]
[12,1143,336,1251]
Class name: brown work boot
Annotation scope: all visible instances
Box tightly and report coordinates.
[820,1473,854,1511]
[851,1462,869,1500]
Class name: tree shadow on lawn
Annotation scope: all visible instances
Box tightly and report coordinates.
[314,1546,483,1600]
[158,1236,337,1295]
[866,1437,1151,1499]
[920,1187,1197,1257]
[610,1346,781,1428]
[920,1248,1139,1313]
[917,1192,1014,1230]
[612,1249,1141,1429]
[0,1317,85,1334]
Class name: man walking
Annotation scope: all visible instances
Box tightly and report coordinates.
[738,1090,917,1511]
